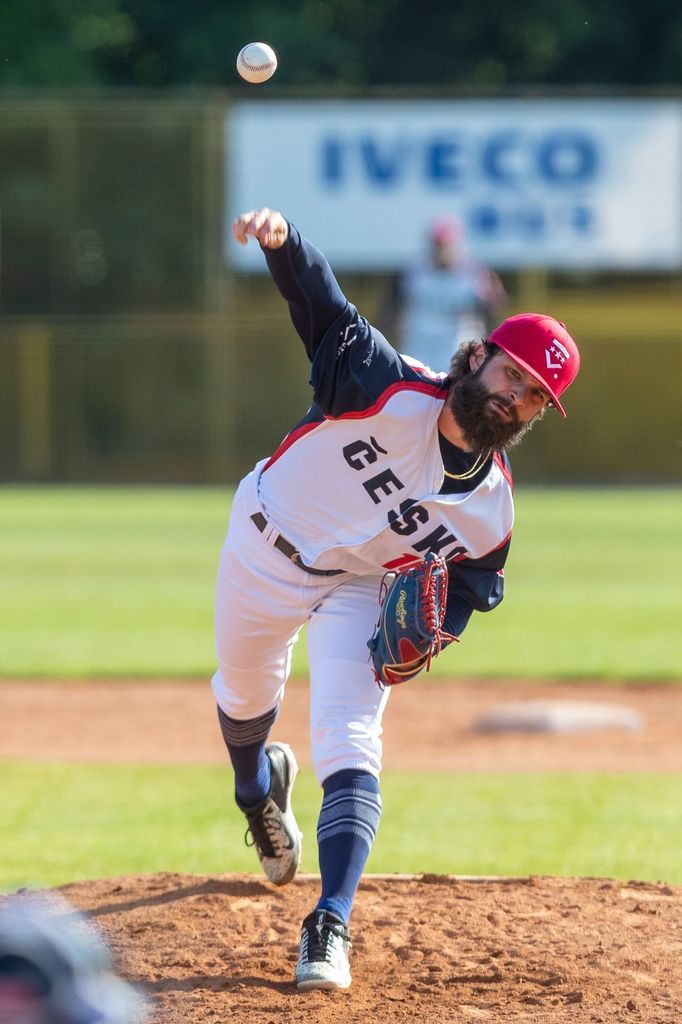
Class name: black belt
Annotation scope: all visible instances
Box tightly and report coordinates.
[250,513,344,577]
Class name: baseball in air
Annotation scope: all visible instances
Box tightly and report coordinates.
[236,42,278,84]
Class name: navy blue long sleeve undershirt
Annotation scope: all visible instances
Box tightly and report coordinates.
[263,223,349,360]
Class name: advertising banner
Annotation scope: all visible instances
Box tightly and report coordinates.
[226,99,681,271]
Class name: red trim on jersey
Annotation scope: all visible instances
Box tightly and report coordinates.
[401,356,447,383]
[493,451,514,491]
[451,527,512,563]
[263,380,447,472]
[382,553,423,571]
[262,421,323,472]
[326,379,445,420]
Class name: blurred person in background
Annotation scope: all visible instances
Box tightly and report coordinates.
[0,895,144,1024]
[379,215,508,372]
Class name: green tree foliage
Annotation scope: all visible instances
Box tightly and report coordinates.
[0,0,136,87]
[0,0,680,89]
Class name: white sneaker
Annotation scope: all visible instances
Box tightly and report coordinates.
[295,910,352,992]
[240,742,301,886]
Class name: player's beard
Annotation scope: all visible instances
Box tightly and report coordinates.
[447,371,539,452]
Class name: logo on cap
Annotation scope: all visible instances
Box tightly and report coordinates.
[546,338,571,378]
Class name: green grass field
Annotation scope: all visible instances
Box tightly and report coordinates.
[1,486,679,891]
[1,761,679,892]
[0,485,680,679]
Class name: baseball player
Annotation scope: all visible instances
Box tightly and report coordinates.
[212,207,580,992]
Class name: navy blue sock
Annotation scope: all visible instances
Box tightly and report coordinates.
[316,769,382,926]
[216,705,277,809]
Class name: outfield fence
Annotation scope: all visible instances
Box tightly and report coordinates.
[0,95,680,484]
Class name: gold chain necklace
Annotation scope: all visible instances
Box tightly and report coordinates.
[442,449,492,481]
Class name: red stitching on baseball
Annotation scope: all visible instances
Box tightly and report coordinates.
[240,56,275,72]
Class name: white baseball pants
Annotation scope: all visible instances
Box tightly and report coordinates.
[211,469,391,784]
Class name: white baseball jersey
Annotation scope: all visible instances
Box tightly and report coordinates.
[252,223,514,638]
[258,350,514,575]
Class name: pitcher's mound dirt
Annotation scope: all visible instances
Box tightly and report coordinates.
[58,871,681,1024]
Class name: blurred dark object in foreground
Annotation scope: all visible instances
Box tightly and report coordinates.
[0,894,145,1024]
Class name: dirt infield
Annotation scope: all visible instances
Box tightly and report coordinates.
[3,679,682,1021]
[57,872,681,1024]
[2,678,682,771]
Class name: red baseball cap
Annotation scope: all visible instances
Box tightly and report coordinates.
[488,313,580,417]
[430,216,464,245]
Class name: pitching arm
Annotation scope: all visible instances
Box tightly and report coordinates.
[232,208,350,360]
